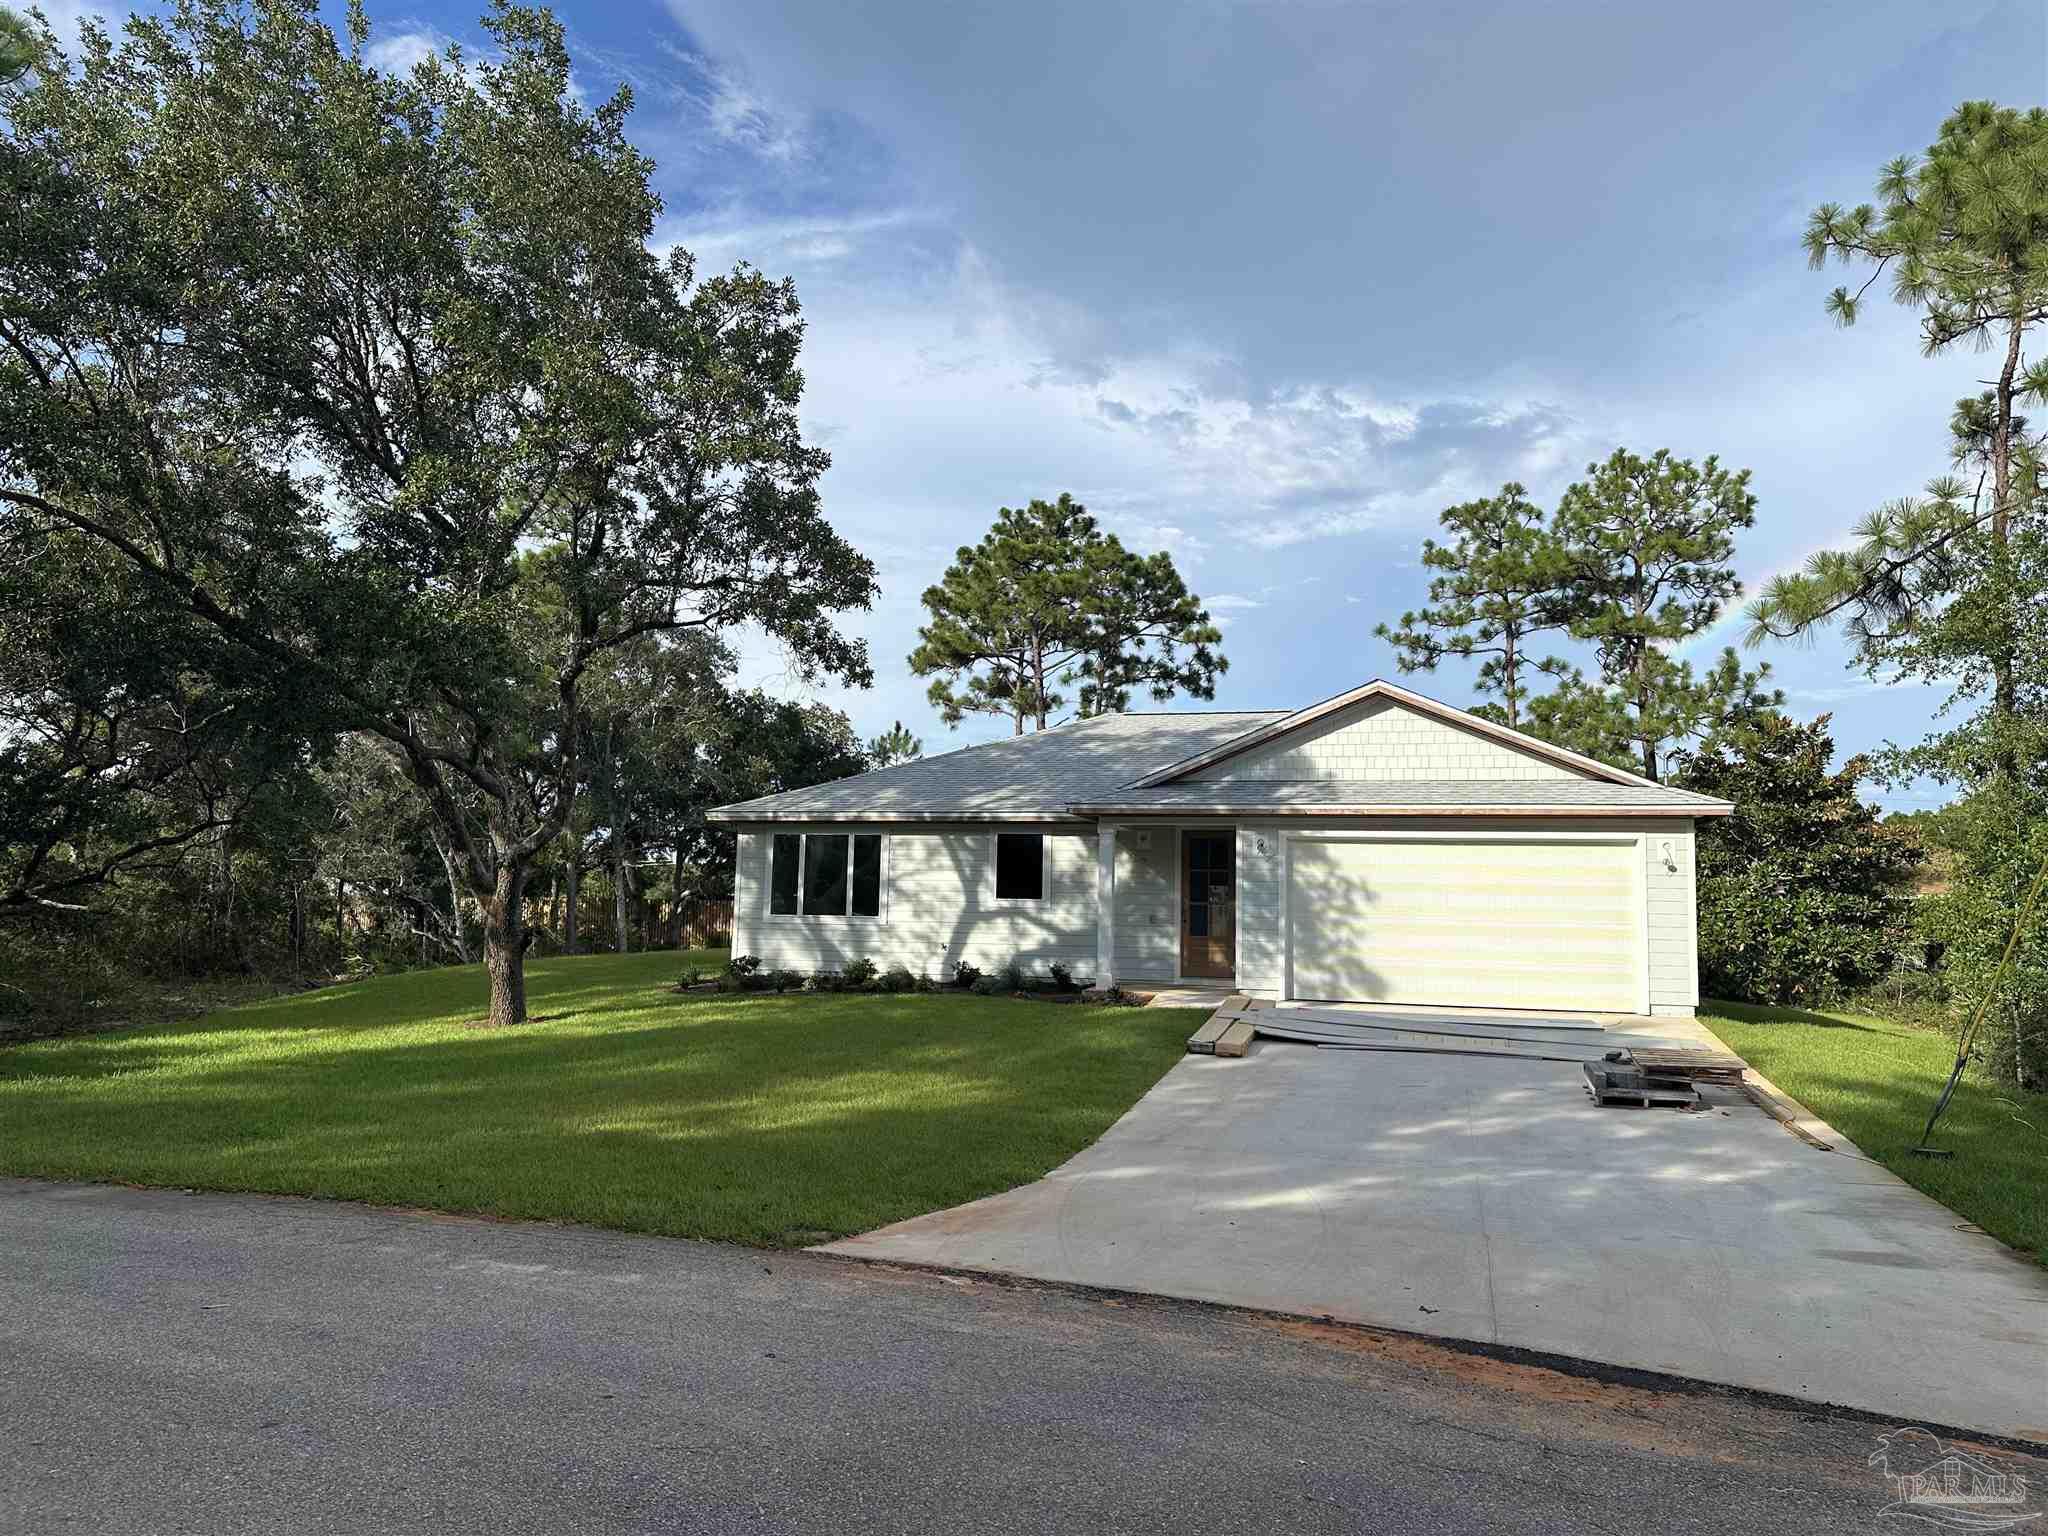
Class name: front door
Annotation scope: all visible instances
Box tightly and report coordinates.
[1179,831,1236,980]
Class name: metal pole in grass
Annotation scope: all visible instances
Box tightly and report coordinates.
[1911,854,2048,1160]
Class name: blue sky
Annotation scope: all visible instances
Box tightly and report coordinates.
[57,0,2048,802]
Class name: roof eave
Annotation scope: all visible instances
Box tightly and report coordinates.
[1066,801,1734,818]
[705,807,1090,825]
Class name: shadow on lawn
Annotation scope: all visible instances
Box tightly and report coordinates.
[0,990,1200,1245]
[1705,998,1897,1034]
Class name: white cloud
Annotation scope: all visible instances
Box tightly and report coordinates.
[365,27,451,76]
[654,42,806,162]
[695,226,1615,745]
[661,208,929,275]
[22,0,108,56]
[1109,519,1209,565]
[362,22,590,106]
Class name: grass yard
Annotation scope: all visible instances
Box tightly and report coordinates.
[0,951,1207,1246]
[1703,1000,2048,1266]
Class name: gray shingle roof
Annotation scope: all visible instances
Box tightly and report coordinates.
[705,711,1286,821]
[1066,780,1732,814]
[705,709,1732,821]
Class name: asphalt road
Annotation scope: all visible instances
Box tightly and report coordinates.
[2,1178,2035,1535]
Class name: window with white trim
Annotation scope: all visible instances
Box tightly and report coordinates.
[768,832,883,917]
[994,832,1044,901]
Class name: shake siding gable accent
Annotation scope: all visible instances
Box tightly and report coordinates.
[1189,698,1580,783]
[732,824,1098,981]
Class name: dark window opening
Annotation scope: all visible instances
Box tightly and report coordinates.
[802,835,849,916]
[851,835,883,917]
[769,834,800,915]
[995,833,1044,901]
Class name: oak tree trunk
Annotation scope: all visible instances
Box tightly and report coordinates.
[481,862,532,1026]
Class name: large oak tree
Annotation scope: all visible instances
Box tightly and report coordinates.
[0,1,876,1023]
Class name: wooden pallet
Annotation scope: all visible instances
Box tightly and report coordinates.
[1583,1061,1701,1108]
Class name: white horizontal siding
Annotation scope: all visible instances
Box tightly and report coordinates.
[1112,826,1179,982]
[1191,698,1579,782]
[732,823,1098,982]
[1641,819,1699,1015]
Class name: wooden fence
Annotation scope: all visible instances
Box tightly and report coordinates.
[675,899,734,949]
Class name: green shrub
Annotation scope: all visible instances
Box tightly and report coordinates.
[880,964,918,993]
[767,968,806,994]
[997,958,1026,993]
[952,961,982,990]
[1673,715,1919,1007]
[970,976,1003,996]
[712,955,768,993]
[1048,961,1076,993]
[841,957,879,988]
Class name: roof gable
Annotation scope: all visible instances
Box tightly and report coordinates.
[1129,679,1659,790]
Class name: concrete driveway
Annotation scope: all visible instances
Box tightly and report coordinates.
[826,1028,2048,1443]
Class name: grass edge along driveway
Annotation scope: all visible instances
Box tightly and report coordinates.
[1702,999,2047,1266]
[0,951,1206,1247]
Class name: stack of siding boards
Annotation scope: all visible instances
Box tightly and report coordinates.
[1190,1002,1620,1063]
[1185,996,1257,1057]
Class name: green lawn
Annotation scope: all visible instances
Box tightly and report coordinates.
[1702,1000,2048,1265]
[0,951,1206,1245]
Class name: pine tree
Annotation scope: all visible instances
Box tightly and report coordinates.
[908,495,1223,731]
[0,6,39,86]
[1750,102,2048,787]
[866,721,922,767]
[1544,449,1778,781]
[1746,102,2048,1086]
[1374,484,1573,728]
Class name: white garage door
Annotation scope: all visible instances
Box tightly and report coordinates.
[1286,837,1642,1013]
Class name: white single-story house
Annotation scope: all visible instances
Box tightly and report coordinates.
[705,678,1733,1017]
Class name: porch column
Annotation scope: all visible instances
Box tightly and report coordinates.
[1095,821,1118,988]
